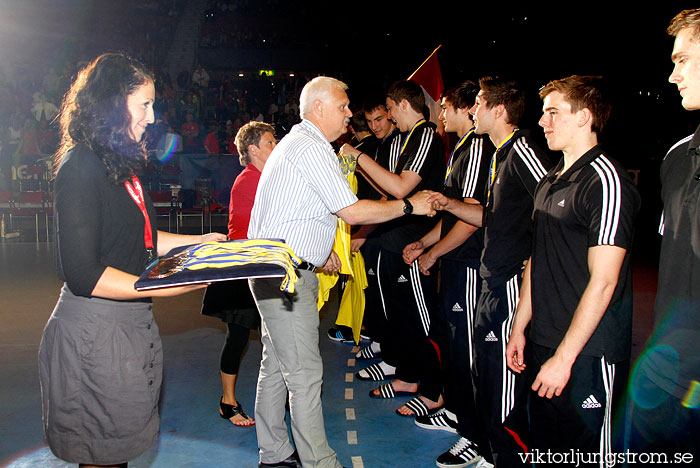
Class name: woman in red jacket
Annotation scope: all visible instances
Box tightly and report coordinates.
[201,121,276,427]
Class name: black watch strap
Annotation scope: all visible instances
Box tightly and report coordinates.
[402,198,413,215]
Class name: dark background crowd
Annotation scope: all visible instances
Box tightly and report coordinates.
[0,0,696,250]
[0,0,313,190]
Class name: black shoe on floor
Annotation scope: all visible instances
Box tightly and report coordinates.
[436,438,483,468]
[258,450,302,468]
[415,407,458,433]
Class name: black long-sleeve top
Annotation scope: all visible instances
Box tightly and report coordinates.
[54,144,157,299]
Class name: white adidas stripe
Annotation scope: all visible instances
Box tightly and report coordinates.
[500,275,520,423]
[389,135,401,172]
[664,133,693,160]
[376,251,388,320]
[590,155,622,245]
[599,356,615,468]
[409,261,431,336]
[408,127,434,173]
[462,137,484,198]
[513,138,547,182]
[465,267,477,370]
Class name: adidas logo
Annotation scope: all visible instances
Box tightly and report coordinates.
[452,303,464,312]
[485,331,498,342]
[367,268,375,276]
[582,395,602,409]
[558,199,566,207]
[397,275,408,283]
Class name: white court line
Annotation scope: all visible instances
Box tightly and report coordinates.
[347,343,363,468]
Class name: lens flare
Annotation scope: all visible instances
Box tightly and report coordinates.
[629,344,678,409]
[156,133,179,163]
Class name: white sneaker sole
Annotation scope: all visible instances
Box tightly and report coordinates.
[436,455,483,468]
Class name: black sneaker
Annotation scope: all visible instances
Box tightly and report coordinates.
[415,407,458,433]
[436,437,482,468]
[327,327,353,343]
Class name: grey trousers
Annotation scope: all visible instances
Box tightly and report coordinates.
[249,270,341,468]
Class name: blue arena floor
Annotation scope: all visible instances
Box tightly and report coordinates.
[0,240,658,468]
[0,242,461,468]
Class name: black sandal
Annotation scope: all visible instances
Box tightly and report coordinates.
[219,397,255,427]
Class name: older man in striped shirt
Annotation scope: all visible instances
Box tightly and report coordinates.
[247,76,435,468]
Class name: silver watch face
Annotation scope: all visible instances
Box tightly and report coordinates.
[403,199,413,215]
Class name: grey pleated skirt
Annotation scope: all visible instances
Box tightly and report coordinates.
[39,285,163,465]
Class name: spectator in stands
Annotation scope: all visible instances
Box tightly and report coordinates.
[31,92,60,123]
[204,121,221,154]
[191,83,204,117]
[178,92,197,122]
[215,92,229,122]
[284,95,298,116]
[181,112,201,153]
[192,64,210,89]
[268,96,279,123]
[222,120,236,154]
[158,66,173,90]
[176,68,191,92]
[226,92,239,120]
[43,67,60,101]
[17,117,42,164]
[36,117,57,155]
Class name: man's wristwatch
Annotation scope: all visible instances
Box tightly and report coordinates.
[402,198,413,216]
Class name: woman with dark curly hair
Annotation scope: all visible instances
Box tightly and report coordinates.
[38,53,226,468]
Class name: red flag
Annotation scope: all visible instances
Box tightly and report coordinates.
[408,45,444,104]
[408,45,448,155]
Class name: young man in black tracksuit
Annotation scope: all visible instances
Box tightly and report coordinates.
[341,80,445,418]
[431,76,553,467]
[506,75,639,467]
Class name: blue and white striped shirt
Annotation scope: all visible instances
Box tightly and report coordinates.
[248,120,359,266]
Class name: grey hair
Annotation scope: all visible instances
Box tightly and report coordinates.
[299,76,348,119]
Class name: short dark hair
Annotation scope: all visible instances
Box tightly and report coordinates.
[539,75,612,135]
[442,81,479,110]
[668,8,700,40]
[478,76,526,126]
[54,53,154,184]
[362,91,388,114]
[387,80,425,114]
[235,121,275,166]
[350,113,370,133]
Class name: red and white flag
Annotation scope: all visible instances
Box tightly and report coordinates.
[408,45,444,127]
